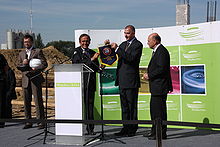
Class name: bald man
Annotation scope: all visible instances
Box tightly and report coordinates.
[143,33,173,140]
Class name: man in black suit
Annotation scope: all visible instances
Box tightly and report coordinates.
[5,64,17,119]
[143,33,173,140]
[0,54,8,128]
[71,34,100,135]
[110,25,143,137]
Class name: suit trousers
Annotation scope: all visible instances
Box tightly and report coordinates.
[119,88,138,133]
[84,84,95,132]
[5,97,12,118]
[23,80,45,120]
[0,82,6,125]
[150,94,167,135]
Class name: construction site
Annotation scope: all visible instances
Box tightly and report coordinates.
[0,46,71,119]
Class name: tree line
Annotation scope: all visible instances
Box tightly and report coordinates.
[35,33,75,58]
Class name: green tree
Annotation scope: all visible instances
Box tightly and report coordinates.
[35,33,44,49]
[45,40,75,57]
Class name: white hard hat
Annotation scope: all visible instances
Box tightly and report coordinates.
[29,58,42,68]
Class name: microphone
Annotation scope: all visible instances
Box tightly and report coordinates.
[71,50,78,60]
[73,51,77,55]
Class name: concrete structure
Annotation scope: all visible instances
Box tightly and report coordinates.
[4,29,35,49]
[0,44,7,49]
[7,30,15,49]
[176,0,190,25]
[207,1,217,22]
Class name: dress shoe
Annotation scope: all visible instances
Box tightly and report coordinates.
[147,134,167,140]
[0,122,5,128]
[143,132,155,137]
[127,132,136,137]
[114,129,128,137]
[85,130,96,135]
[23,123,32,129]
[126,129,136,137]
[37,123,45,129]
[162,134,167,139]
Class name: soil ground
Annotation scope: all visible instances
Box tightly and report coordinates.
[12,87,55,119]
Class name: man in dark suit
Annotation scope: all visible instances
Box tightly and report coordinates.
[71,34,100,135]
[0,54,8,128]
[17,34,48,129]
[110,25,143,137]
[143,33,173,140]
[5,64,17,119]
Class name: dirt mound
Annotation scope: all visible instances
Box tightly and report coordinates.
[0,46,70,118]
[0,46,71,87]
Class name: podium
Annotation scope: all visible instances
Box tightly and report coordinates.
[54,64,93,145]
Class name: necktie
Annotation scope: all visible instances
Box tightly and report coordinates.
[83,49,90,60]
[152,51,155,57]
[84,49,90,57]
[125,41,130,52]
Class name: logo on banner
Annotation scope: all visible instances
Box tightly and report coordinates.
[98,45,118,66]
[103,47,112,56]
[179,27,204,41]
[56,83,80,87]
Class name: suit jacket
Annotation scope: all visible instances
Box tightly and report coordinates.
[5,68,17,100]
[71,46,99,91]
[147,44,173,95]
[17,48,48,88]
[0,54,7,81]
[115,38,143,89]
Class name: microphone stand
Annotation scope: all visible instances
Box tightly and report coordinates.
[27,58,71,144]
[83,52,124,146]
[83,61,105,146]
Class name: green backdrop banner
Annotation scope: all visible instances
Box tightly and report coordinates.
[75,21,220,127]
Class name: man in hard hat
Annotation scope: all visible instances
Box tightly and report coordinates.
[17,34,48,129]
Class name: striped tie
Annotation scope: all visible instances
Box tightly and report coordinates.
[125,41,130,52]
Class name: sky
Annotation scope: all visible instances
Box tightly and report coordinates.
[0,0,219,45]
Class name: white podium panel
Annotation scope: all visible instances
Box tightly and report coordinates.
[55,71,82,136]
[54,64,93,145]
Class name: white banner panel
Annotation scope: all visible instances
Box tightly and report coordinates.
[75,30,122,49]
[135,28,153,48]
[152,25,183,46]
[75,21,220,48]
[211,21,220,43]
